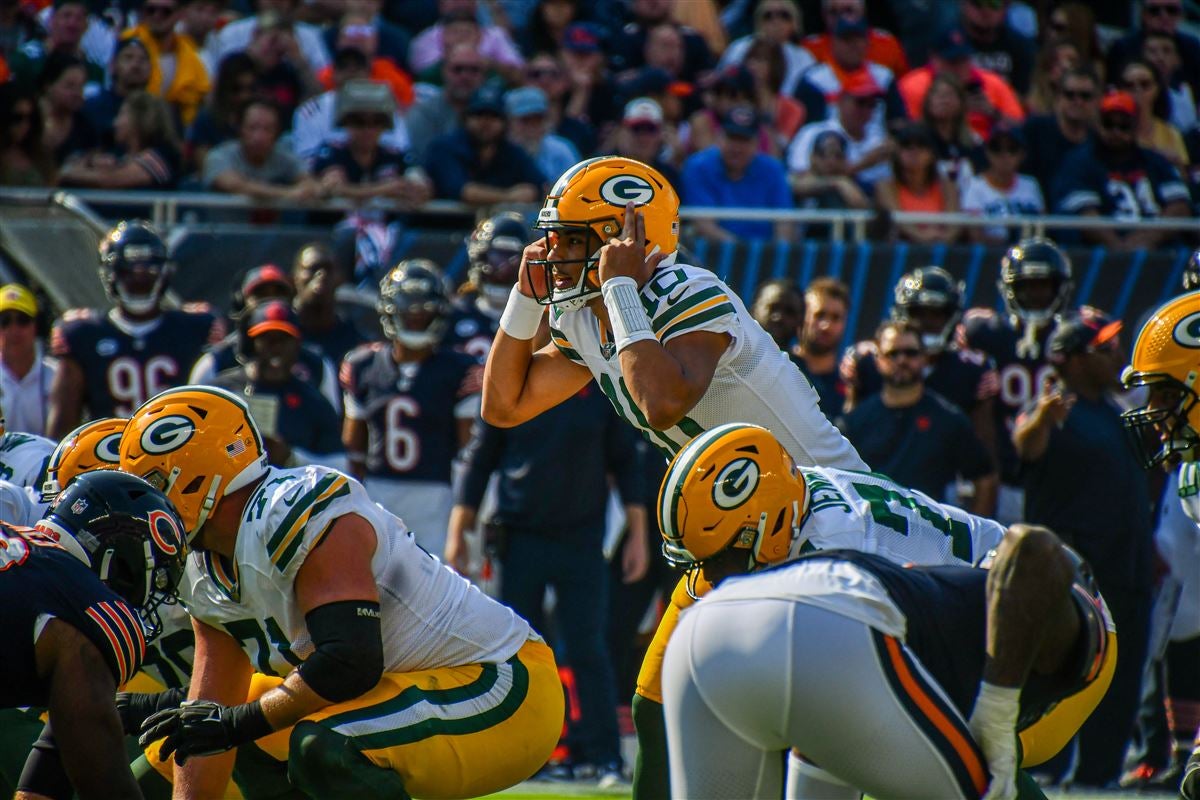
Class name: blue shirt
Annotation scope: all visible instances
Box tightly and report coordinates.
[423,128,546,201]
[680,146,793,240]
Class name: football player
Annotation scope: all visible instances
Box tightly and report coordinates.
[3,471,186,800]
[446,212,530,359]
[121,386,563,800]
[47,220,225,439]
[341,260,482,557]
[958,238,1074,524]
[0,403,54,491]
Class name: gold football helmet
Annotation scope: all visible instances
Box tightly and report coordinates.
[120,385,268,540]
[41,417,127,502]
[1122,291,1200,467]
[531,156,680,311]
[659,423,807,597]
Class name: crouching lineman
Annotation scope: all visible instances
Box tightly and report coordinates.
[121,386,563,800]
[662,529,1115,800]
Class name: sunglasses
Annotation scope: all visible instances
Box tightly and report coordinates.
[449,64,484,75]
[526,68,560,80]
[880,347,921,360]
[1060,88,1094,101]
[629,122,661,134]
[142,4,176,16]
[1123,79,1155,91]
[851,96,879,107]
[0,312,34,328]
[1048,19,1068,33]
[968,0,1004,8]
[1101,117,1135,132]
[1146,4,1182,16]
[987,142,1022,154]
[760,9,793,21]
[344,114,388,128]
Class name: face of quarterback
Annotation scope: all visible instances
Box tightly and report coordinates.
[545,228,597,292]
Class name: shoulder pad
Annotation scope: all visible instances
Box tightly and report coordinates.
[242,468,354,576]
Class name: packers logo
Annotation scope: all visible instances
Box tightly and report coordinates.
[1173,311,1200,348]
[599,175,655,207]
[140,415,195,455]
[712,458,760,510]
[147,509,182,556]
[94,432,123,464]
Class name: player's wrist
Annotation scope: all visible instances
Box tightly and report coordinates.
[499,285,543,340]
[601,277,656,353]
[224,700,275,743]
[969,681,1020,735]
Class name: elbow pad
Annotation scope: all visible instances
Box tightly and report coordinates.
[298,600,384,703]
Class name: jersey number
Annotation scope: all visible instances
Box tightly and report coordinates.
[222,617,303,677]
[998,363,1055,418]
[852,482,973,562]
[108,356,179,415]
[384,397,421,472]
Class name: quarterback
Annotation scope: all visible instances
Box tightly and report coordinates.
[121,386,563,800]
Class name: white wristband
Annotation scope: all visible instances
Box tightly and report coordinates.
[602,277,656,353]
[499,285,544,340]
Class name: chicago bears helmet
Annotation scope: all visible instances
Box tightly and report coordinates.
[377,259,451,349]
[1183,249,1200,292]
[466,212,530,313]
[891,266,964,354]
[99,220,171,316]
[531,156,680,311]
[659,423,807,597]
[41,417,127,502]
[998,237,1073,326]
[38,470,187,639]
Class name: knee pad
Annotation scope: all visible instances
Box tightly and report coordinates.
[288,722,411,800]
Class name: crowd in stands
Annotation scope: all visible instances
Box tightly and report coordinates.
[1,0,1199,247]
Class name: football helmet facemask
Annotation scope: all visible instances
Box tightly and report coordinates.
[467,212,530,314]
[38,470,187,639]
[1183,249,1200,293]
[998,237,1073,326]
[531,156,680,312]
[41,417,127,502]
[377,259,451,349]
[1121,292,1200,468]
[659,423,807,599]
[99,220,171,316]
[120,385,268,540]
[892,266,964,354]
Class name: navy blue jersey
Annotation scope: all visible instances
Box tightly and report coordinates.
[51,307,224,417]
[0,523,146,706]
[789,354,846,420]
[1052,141,1191,220]
[840,341,998,416]
[444,300,499,361]
[340,343,482,483]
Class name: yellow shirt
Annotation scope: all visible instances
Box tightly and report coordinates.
[122,25,210,126]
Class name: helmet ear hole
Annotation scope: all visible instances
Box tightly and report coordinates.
[180,475,205,495]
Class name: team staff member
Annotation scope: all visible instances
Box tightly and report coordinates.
[791,278,851,420]
[1015,311,1154,787]
[0,284,56,437]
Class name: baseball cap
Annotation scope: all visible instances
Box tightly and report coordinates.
[1048,310,1122,362]
[0,284,37,317]
[563,22,602,53]
[721,105,760,138]
[833,17,869,37]
[986,120,1025,148]
[335,79,396,125]
[1100,90,1137,117]
[709,65,754,95]
[623,97,664,126]
[839,70,883,98]
[241,264,293,297]
[505,86,549,118]
[466,84,506,115]
[246,300,301,339]
[935,28,974,60]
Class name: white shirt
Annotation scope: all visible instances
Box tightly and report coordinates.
[0,345,56,437]
[289,90,411,163]
[718,34,816,96]
[787,117,891,189]
[203,16,330,77]
[960,172,1045,241]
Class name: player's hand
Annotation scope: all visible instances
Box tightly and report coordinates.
[444,530,470,576]
[140,700,271,765]
[116,687,187,736]
[517,239,550,300]
[621,529,649,584]
[968,683,1020,800]
[1035,377,1075,428]
[598,201,668,286]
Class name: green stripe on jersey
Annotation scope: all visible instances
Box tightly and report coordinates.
[266,474,339,562]
[274,482,351,571]
[651,287,725,334]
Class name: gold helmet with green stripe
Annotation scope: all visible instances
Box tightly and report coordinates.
[659,423,807,597]
[41,417,127,502]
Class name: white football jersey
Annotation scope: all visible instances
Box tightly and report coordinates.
[181,466,533,677]
[0,478,45,526]
[549,264,866,469]
[0,431,54,490]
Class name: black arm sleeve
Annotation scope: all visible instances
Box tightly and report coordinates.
[298,600,384,703]
[17,723,74,800]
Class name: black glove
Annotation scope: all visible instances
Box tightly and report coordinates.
[116,687,188,736]
[138,700,273,765]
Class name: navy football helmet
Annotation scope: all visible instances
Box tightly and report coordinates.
[99,220,171,316]
[891,266,963,354]
[998,237,1073,326]
[377,259,451,349]
[466,212,529,313]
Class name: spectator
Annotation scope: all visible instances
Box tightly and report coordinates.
[210,299,345,469]
[561,22,620,137]
[681,105,793,242]
[750,277,804,351]
[875,121,962,244]
[202,98,319,201]
[786,71,891,192]
[0,285,56,438]
[0,2,41,64]
[240,10,322,121]
[686,66,762,156]
[449,387,646,787]
[1052,90,1192,249]
[178,0,224,55]
[790,276,850,419]
[292,242,364,365]
[920,72,984,189]
[610,0,712,78]
[641,22,698,87]
[793,17,905,136]
[37,53,98,165]
[320,0,408,73]
[897,27,1025,139]
[408,0,523,75]
[961,122,1044,244]
[0,83,54,185]
[82,38,150,144]
[954,0,1036,95]
[717,0,815,97]
[1106,0,1200,104]
[313,79,430,206]
[1025,38,1081,115]
[1044,2,1104,81]
[520,0,583,56]
[1013,311,1153,787]
[610,97,680,188]
[1020,65,1098,198]
[9,0,104,91]
[187,52,258,171]
[1121,57,1190,169]
[424,84,545,205]
[403,42,486,161]
[204,0,330,78]
[505,85,579,183]
[789,128,870,222]
[742,37,807,153]
[58,91,181,188]
[802,0,909,77]
[1144,30,1199,135]
[121,0,210,126]
[317,11,413,107]
[838,320,996,513]
[291,48,408,163]
[522,51,595,157]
